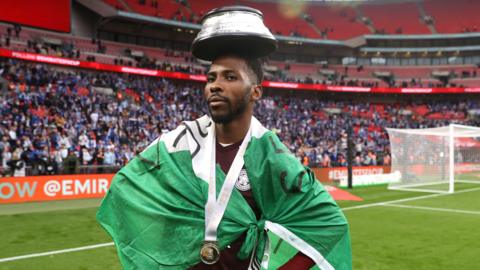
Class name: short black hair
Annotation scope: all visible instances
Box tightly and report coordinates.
[244,57,263,85]
[212,53,264,84]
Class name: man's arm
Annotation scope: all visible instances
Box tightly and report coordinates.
[246,132,352,270]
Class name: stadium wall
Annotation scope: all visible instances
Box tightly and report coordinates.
[71,0,98,38]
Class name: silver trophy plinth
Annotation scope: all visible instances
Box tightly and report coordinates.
[192,6,278,61]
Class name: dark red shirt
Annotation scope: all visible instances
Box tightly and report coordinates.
[190,141,314,270]
[190,141,254,270]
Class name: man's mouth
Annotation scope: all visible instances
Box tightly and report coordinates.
[208,96,228,107]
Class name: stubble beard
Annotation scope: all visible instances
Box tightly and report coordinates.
[208,88,251,124]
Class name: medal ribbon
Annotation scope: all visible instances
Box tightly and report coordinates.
[204,123,252,243]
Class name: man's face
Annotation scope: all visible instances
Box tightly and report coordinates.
[205,56,256,124]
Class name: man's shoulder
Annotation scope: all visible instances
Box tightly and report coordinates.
[120,118,209,177]
[248,131,291,156]
[159,115,211,151]
[139,115,211,157]
[182,114,211,129]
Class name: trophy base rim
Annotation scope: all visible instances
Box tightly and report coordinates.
[192,34,277,61]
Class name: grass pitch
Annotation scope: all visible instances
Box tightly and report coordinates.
[1,183,479,270]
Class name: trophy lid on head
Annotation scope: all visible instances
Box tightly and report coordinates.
[192,6,278,61]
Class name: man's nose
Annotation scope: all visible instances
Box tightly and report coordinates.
[209,83,222,93]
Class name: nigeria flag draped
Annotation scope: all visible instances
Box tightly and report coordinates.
[97,115,351,269]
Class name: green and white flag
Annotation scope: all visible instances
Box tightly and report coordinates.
[97,115,351,269]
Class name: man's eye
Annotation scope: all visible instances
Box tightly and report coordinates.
[207,76,215,83]
[226,75,236,81]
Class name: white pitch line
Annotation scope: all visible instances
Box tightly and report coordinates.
[342,186,480,211]
[380,203,480,216]
[2,187,480,264]
[0,242,114,263]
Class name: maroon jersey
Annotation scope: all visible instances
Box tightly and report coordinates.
[191,141,314,270]
[190,141,258,270]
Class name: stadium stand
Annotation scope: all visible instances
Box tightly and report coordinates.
[188,0,235,19]
[99,0,480,39]
[2,3,480,270]
[2,20,479,88]
[237,0,319,38]
[1,57,479,177]
[126,0,192,20]
[423,0,480,34]
[1,0,480,177]
[361,1,430,34]
[307,4,370,40]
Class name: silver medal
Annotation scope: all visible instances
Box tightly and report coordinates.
[235,169,251,191]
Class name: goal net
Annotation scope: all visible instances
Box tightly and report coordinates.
[386,124,480,193]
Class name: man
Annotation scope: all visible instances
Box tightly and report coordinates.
[97,53,351,269]
[62,148,78,174]
[97,5,350,270]
[103,146,116,166]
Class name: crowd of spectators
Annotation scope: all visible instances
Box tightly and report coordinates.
[2,58,480,177]
[132,50,204,74]
[0,58,203,176]
[257,94,480,168]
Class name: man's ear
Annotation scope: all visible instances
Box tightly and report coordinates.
[251,84,263,101]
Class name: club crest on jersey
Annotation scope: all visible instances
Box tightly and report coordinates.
[235,168,251,191]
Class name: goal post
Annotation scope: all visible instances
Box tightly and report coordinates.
[386,124,480,193]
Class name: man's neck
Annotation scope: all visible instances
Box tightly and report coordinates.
[215,115,251,144]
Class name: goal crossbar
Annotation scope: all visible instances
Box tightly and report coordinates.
[386,124,480,194]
